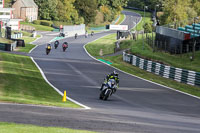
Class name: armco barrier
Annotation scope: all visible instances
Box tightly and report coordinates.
[123,52,200,87]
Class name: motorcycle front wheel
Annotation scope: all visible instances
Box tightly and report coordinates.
[103,89,111,100]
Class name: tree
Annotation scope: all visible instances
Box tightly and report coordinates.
[75,0,98,24]
[57,0,81,23]
[4,0,15,7]
[34,0,56,20]
[160,0,190,25]
[191,0,200,16]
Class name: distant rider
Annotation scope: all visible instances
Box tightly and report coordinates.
[85,30,88,38]
[54,40,59,49]
[46,43,52,54]
[75,33,78,39]
[91,31,94,36]
[100,70,119,93]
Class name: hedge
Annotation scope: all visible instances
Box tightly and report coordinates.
[33,20,53,27]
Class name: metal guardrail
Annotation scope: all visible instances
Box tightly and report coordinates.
[123,52,200,86]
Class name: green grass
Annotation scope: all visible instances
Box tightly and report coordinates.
[124,9,152,31]
[85,34,116,56]
[20,31,33,37]
[17,44,35,53]
[21,22,54,31]
[85,30,200,98]
[0,122,97,133]
[0,52,80,108]
[0,38,14,44]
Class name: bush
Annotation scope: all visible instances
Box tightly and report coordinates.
[40,20,53,27]
[33,20,40,25]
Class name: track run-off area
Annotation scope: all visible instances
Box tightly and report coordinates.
[0,11,200,133]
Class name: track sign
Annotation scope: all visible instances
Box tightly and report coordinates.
[109,25,128,31]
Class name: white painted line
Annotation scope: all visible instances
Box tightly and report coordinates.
[29,45,38,54]
[30,57,91,110]
[83,19,200,101]
[0,102,86,110]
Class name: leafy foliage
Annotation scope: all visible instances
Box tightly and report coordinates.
[144,23,152,33]
[33,0,129,25]
[75,0,98,24]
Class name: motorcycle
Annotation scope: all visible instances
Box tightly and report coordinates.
[75,33,78,39]
[63,46,67,52]
[62,42,68,52]
[99,79,117,100]
[46,48,51,55]
[54,41,59,49]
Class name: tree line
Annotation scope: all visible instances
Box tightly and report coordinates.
[33,0,128,25]
[128,0,200,25]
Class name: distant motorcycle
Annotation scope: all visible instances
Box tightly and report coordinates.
[54,40,59,49]
[91,31,94,36]
[99,79,117,100]
[75,33,78,39]
[46,44,51,55]
[46,48,51,55]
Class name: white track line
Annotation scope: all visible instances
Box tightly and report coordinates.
[29,45,38,54]
[0,102,85,110]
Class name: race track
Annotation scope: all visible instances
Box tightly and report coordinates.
[0,11,200,133]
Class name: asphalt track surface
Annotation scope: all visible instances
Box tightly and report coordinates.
[0,11,200,133]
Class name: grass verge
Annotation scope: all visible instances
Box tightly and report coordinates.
[85,34,116,56]
[0,52,80,108]
[85,30,200,98]
[0,122,97,133]
[0,38,14,44]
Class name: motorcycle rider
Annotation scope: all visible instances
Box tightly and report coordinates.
[91,31,94,36]
[100,70,119,93]
[75,33,78,39]
[46,43,52,54]
[54,40,59,49]
[62,42,68,51]
[85,30,88,38]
